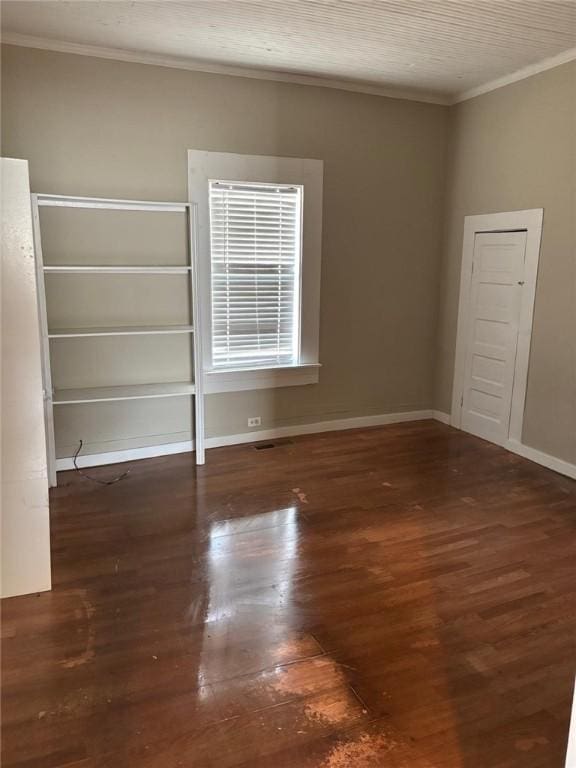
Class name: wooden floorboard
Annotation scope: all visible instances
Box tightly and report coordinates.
[2,421,575,767]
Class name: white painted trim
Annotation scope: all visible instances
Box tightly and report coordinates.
[432,410,451,425]
[189,201,205,465]
[566,679,576,768]
[1,33,450,106]
[505,439,576,482]
[188,150,323,390]
[55,410,576,482]
[208,409,433,448]
[31,194,57,488]
[205,364,320,393]
[52,382,196,405]
[56,440,195,470]
[455,46,576,103]
[36,193,188,211]
[431,411,576,480]
[4,31,575,107]
[55,408,435,470]
[43,265,191,274]
[451,209,544,444]
[48,325,194,337]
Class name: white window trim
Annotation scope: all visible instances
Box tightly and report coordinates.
[451,208,544,445]
[188,150,323,393]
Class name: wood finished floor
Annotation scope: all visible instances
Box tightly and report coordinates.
[2,421,575,767]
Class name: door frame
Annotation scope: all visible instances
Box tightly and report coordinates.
[451,209,544,445]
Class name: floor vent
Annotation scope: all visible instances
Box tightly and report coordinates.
[253,438,294,451]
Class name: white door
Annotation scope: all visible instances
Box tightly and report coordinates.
[460,230,527,444]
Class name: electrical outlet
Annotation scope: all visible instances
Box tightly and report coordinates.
[248,416,261,427]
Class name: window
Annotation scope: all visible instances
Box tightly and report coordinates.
[209,181,302,369]
[188,150,323,393]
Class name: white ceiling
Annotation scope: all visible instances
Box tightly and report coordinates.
[2,0,576,104]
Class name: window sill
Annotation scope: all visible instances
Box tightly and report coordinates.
[204,363,321,394]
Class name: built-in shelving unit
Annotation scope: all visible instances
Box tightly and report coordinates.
[31,193,205,486]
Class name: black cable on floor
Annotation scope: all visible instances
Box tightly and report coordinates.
[73,440,130,485]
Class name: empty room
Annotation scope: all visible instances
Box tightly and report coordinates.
[1,1,575,766]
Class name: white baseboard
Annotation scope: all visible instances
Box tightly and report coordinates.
[432,410,451,424]
[433,411,576,481]
[205,409,435,449]
[55,409,435,471]
[505,439,576,481]
[55,410,576,482]
[56,440,195,470]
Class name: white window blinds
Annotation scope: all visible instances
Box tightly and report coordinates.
[209,180,303,368]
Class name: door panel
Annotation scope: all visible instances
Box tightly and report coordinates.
[461,231,527,443]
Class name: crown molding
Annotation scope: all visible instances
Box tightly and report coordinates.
[4,31,574,108]
[454,46,576,103]
[0,32,451,106]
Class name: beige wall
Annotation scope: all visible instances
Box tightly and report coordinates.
[1,45,449,458]
[4,45,572,467]
[435,61,576,464]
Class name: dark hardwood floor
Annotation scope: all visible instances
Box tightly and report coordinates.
[2,421,575,767]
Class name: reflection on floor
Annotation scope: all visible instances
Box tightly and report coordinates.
[2,420,575,767]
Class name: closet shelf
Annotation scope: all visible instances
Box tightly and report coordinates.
[53,382,196,405]
[49,325,194,338]
[43,265,192,274]
[36,194,188,212]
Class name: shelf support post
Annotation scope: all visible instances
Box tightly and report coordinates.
[31,194,57,487]
[188,202,205,465]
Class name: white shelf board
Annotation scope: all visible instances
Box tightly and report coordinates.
[36,194,189,212]
[43,265,192,274]
[49,325,194,338]
[53,382,196,405]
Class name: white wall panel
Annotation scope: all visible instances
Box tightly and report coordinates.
[1,158,51,598]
